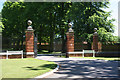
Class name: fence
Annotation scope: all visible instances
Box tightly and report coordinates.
[102,43,120,52]
[38,42,120,52]
[2,37,25,51]
[38,42,90,52]
[74,42,90,51]
[0,50,23,59]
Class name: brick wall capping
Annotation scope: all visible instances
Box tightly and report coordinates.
[93,32,98,36]
[25,30,35,33]
[66,32,74,35]
[68,28,74,32]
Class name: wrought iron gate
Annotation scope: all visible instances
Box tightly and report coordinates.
[34,34,38,57]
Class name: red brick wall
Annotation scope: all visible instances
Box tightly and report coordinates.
[69,53,93,57]
[26,55,34,58]
[0,55,6,59]
[0,55,22,59]
[74,43,89,51]
[95,53,120,57]
[69,54,82,57]
[37,42,119,52]
[102,44,120,52]
[92,42,102,52]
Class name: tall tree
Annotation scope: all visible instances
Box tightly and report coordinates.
[2,1,117,51]
[67,2,116,46]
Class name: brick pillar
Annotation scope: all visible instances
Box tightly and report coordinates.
[98,42,102,52]
[25,20,34,58]
[92,28,98,52]
[66,26,74,58]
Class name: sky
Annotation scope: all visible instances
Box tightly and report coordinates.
[0,0,5,11]
[0,0,119,36]
[105,0,119,36]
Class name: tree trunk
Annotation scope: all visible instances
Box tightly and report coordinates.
[38,25,42,52]
[49,29,54,52]
[49,13,56,53]
[17,39,20,50]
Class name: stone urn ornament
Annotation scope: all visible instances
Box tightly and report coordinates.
[68,23,73,32]
[27,20,33,30]
[93,28,98,35]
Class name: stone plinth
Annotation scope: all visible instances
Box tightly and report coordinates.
[25,30,34,58]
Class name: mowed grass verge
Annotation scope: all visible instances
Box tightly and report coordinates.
[2,58,57,78]
[71,57,120,61]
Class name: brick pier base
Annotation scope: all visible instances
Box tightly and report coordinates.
[66,28,74,58]
[25,30,34,58]
[92,33,98,52]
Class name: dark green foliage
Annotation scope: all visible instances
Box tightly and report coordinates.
[2,1,118,51]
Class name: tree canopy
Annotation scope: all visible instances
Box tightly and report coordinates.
[2,1,118,51]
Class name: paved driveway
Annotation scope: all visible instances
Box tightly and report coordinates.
[36,55,120,78]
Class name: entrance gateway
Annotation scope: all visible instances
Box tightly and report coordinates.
[25,20,99,58]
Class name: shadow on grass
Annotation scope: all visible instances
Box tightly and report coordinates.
[23,64,57,71]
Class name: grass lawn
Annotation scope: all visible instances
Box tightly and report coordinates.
[71,57,120,61]
[2,58,57,78]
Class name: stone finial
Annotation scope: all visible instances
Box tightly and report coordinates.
[68,23,73,32]
[94,28,97,32]
[93,28,98,35]
[27,20,32,26]
[68,23,72,28]
[27,20,33,30]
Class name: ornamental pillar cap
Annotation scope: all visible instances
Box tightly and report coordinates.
[68,23,74,32]
[27,20,33,30]
[69,28,74,32]
[93,28,98,36]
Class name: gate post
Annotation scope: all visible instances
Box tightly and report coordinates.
[92,28,98,52]
[25,20,34,58]
[34,34,38,57]
[66,23,74,58]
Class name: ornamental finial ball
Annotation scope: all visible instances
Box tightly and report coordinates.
[27,20,32,26]
[94,28,97,32]
[68,23,72,28]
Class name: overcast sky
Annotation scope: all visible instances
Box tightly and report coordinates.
[0,0,119,36]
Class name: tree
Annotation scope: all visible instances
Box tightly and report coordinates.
[67,2,116,45]
[54,2,72,53]
[2,1,117,51]
[97,27,118,44]
[0,12,3,36]
[2,2,26,50]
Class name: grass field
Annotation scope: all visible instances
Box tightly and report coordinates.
[2,58,57,78]
[71,57,120,61]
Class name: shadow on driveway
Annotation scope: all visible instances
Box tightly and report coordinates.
[50,60,120,78]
